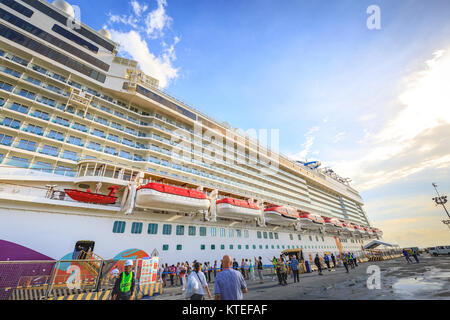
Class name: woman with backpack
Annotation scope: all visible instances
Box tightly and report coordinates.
[185,262,212,300]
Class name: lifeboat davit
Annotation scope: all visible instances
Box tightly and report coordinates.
[264,206,299,226]
[64,185,119,204]
[322,217,343,233]
[216,198,260,220]
[298,212,325,230]
[135,182,210,212]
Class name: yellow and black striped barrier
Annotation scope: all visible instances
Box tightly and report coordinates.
[46,282,163,300]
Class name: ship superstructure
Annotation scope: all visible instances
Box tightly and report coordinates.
[0,0,382,264]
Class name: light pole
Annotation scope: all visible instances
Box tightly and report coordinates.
[432,183,450,230]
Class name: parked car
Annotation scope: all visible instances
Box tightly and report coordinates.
[429,246,450,256]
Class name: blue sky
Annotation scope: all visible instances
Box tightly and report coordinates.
[67,0,450,247]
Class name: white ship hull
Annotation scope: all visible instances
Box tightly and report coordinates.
[135,188,210,212]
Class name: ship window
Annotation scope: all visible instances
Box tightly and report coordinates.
[211,245,215,250]
[176,225,184,235]
[246,245,249,250]
[131,222,142,234]
[263,232,267,239]
[322,237,324,242]
[162,224,172,235]
[277,245,280,249]
[289,234,293,240]
[282,245,285,249]
[200,244,205,250]
[176,245,182,251]
[244,230,249,238]
[209,227,216,237]
[236,230,241,238]
[259,245,262,249]
[219,228,225,237]
[271,245,274,249]
[188,226,196,236]
[315,236,319,241]
[199,227,206,236]
[309,236,313,241]
[238,245,241,250]
[274,233,279,240]
[113,221,125,233]
[147,224,158,234]
[228,229,234,237]
[257,231,261,239]
[265,245,268,249]
[229,245,233,250]
[162,244,169,251]
[269,232,273,239]
[220,245,225,250]
[252,245,256,249]
[298,234,302,240]
[0,134,12,146]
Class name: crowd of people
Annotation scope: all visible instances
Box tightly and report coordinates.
[155,251,363,294]
[109,250,376,300]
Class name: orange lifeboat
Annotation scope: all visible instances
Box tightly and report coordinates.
[135,182,210,212]
[216,198,260,220]
[264,206,299,226]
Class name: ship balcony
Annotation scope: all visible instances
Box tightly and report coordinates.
[75,160,142,186]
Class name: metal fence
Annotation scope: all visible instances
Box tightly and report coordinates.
[0,258,161,300]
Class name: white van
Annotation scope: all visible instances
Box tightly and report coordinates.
[429,246,450,256]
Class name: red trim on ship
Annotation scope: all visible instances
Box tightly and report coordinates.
[216,198,260,210]
[137,182,207,199]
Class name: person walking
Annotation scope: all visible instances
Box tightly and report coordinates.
[271,256,278,282]
[180,263,187,291]
[169,265,175,286]
[402,249,412,263]
[341,254,349,273]
[214,255,248,300]
[314,254,323,275]
[324,254,331,271]
[249,259,256,281]
[278,259,288,285]
[185,262,212,300]
[353,253,358,267]
[256,256,264,283]
[162,263,168,287]
[112,260,135,300]
[347,253,354,269]
[232,258,239,270]
[244,259,250,280]
[290,256,300,283]
[207,262,212,283]
[213,260,218,281]
[331,253,336,268]
[411,248,420,263]
[240,259,246,278]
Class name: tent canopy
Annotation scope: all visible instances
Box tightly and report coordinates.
[363,240,398,250]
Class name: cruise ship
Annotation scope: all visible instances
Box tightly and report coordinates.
[0,0,383,265]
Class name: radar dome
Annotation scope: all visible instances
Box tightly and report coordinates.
[52,0,75,18]
[98,28,112,40]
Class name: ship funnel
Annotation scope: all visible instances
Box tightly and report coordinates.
[98,28,112,40]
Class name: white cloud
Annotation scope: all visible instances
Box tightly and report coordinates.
[330,48,450,191]
[288,126,320,161]
[131,0,148,16]
[106,0,179,88]
[144,0,172,39]
[110,30,178,88]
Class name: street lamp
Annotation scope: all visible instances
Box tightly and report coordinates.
[432,183,450,230]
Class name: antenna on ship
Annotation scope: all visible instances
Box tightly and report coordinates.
[432,183,450,230]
